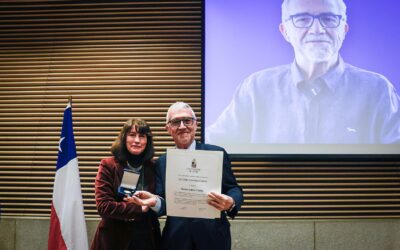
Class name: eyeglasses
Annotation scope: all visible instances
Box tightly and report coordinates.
[168,117,196,128]
[286,13,343,28]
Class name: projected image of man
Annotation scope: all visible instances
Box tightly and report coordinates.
[206,0,400,145]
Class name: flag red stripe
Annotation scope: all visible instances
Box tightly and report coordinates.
[48,203,67,250]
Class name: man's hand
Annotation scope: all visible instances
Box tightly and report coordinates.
[123,190,157,209]
[207,192,234,211]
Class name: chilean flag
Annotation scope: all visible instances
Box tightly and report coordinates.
[48,101,88,250]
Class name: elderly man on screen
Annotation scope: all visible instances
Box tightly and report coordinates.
[126,102,243,250]
[206,0,400,145]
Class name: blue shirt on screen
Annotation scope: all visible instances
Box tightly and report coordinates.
[206,57,400,144]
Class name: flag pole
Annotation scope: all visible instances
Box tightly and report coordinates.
[48,97,88,250]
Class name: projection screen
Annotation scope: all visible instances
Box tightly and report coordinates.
[204,0,400,156]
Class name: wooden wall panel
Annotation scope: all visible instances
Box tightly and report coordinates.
[0,0,399,219]
[0,0,202,218]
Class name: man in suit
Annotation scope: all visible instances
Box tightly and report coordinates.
[155,101,243,250]
[131,101,243,250]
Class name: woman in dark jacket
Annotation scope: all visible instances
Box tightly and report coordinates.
[91,118,161,250]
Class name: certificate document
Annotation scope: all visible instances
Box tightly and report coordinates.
[166,148,223,219]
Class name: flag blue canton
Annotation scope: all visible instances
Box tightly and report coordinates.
[56,103,77,170]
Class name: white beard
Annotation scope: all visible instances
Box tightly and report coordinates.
[304,45,333,63]
[301,33,341,63]
[304,35,332,61]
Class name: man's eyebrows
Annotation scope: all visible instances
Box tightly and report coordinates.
[291,11,337,16]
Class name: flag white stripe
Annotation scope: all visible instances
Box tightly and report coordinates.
[53,157,88,250]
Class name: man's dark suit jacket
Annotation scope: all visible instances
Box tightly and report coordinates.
[155,142,244,250]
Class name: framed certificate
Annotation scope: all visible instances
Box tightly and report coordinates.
[166,149,223,219]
